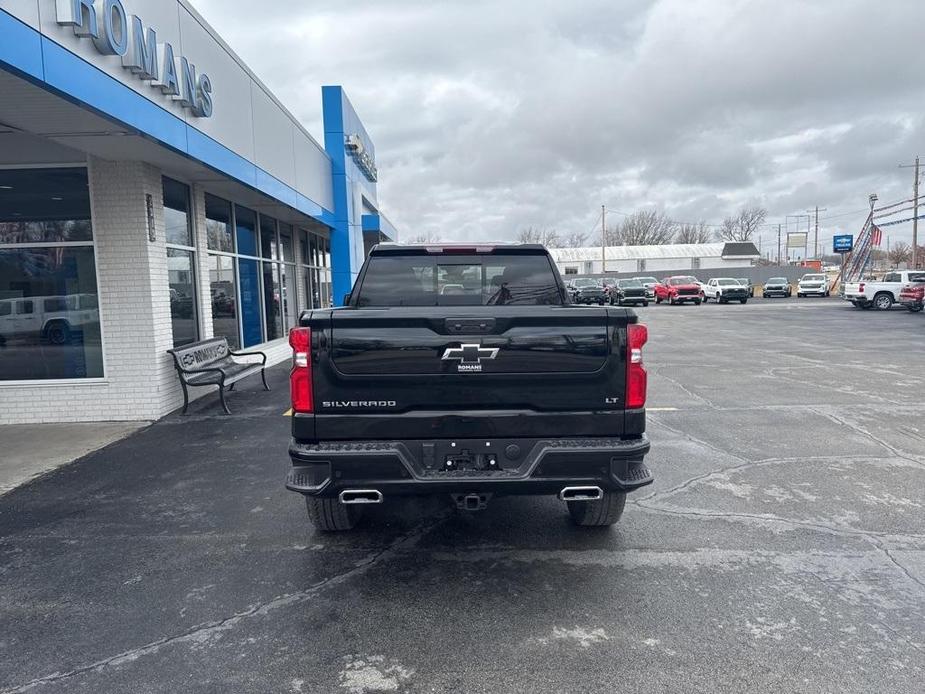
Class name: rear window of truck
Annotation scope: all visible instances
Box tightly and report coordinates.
[355,253,564,307]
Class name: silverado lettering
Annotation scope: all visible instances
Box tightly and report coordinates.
[321,401,397,408]
[286,243,653,531]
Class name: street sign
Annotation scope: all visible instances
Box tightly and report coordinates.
[833,235,853,253]
[787,232,807,249]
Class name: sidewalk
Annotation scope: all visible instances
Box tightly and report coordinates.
[0,364,289,496]
[0,422,147,495]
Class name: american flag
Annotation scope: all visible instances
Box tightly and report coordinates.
[871,225,883,246]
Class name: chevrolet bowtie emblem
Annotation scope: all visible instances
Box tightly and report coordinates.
[441,344,499,373]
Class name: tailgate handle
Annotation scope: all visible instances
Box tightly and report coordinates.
[446,318,496,334]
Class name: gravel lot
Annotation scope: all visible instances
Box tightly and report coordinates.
[1,297,923,693]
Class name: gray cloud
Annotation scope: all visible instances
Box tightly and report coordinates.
[190,0,925,250]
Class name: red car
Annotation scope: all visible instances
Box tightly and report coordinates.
[654,276,704,305]
[899,282,924,312]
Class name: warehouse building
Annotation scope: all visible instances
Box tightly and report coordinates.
[0,0,395,423]
[549,242,761,276]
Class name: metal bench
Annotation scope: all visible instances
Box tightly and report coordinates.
[167,337,269,415]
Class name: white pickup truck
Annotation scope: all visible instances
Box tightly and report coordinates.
[843,270,925,310]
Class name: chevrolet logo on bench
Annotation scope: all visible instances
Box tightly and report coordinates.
[442,344,500,373]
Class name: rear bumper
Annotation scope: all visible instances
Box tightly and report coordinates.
[287,435,652,498]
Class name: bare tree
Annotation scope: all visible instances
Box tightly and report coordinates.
[517,227,561,247]
[612,210,675,245]
[718,205,767,242]
[887,241,912,267]
[675,221,712,244]
[560,230,589,248]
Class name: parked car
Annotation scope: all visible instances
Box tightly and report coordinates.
[0,293,99,345]
[567,278,607,305]
[797,273,830,298]
[844,271,925,310]
[703,278,749,304]
[762,277,792,298]
[898,279,925,312]
[635,276,659,299]
[654,276,703,305]
[286,243,653,531]
[611,278,649,306]
[735,278,755,297]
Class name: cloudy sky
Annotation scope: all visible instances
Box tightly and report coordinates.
[190,0,925,253]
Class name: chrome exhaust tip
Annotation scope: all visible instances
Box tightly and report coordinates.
[558,486,603,501]
[338,489,383,505]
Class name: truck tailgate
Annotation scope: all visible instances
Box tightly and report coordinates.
[309,306,634,439]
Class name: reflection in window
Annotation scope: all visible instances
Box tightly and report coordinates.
[260,215,278,259]
[208,254,238,349]
[262,261,282,341]
[0,247,103,380]
[205,194,233,252]
[163,178,193,246]
[168,249,197,347]
[0,167,101,381]
[163,178,198,347]
[235,205,258,257]
[280,262,298,329]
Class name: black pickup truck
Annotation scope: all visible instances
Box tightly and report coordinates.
[286,244,652,531]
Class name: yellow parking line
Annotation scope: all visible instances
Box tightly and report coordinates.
[283,408,292,417]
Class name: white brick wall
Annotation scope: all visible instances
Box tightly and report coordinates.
[0,158,290,424]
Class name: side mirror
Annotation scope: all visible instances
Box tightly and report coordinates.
[342,292,352,306]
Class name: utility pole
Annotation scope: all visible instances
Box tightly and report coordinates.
[806,206,827,259]
[601,205,606,274]
[899,156,920,269]
[777,224,782,266]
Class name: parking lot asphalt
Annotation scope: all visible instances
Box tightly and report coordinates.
[1,297,924,693]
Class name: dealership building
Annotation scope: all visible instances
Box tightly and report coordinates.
[549,242,762,276]
[0,0,395,424]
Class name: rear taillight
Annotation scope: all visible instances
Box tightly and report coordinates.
[626,323,648,410]
[289,327,313,413]
[858,282,865,293]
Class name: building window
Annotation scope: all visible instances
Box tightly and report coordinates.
[279,223,298,329]
[0,167,103,381]
[691,257,701,270]
[298,226,332,309]
[564,267,578,275]
[205,194,239,348]
[163,178,198,347]
[234,205,262,347]
[205,196,307,348]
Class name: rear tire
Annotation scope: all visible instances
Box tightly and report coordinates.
[568,491,627,526]
[642,301,649,307]
[873,293,893,310]
[740,299,747,304]
[655,297,662,304]
[693,299,701,306]
[45,321,71,345]
[305,496,364,531]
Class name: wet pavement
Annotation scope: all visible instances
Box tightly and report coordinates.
[1,297,924,693]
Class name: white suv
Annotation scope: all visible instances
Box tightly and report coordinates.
[797,274,829,298]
